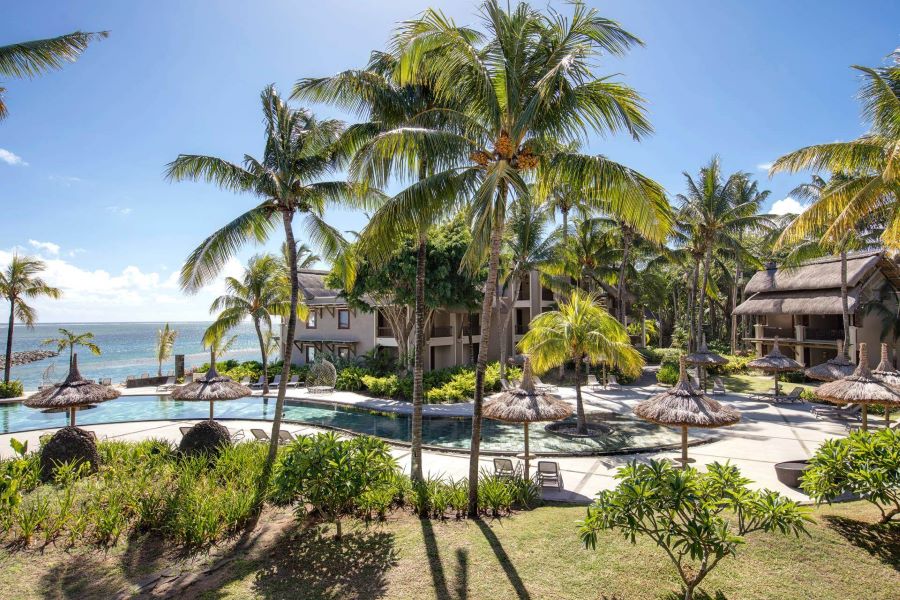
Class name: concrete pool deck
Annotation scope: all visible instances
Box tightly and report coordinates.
[0,380,856,503]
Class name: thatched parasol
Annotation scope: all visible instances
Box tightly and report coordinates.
[170,350,251,419]
[816,343,900,431]
[684,337,728,390]
[633,356,740,468]
[805,340,854,382]
[24,354,119,426]
[747,338,803,397]
[483,357,573,477]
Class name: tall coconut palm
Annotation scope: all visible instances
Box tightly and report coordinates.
[205,254,301,394]
[771,50,900,249]
[359,1,671,514]
[294,49,449,482]
[0,31,107,120]
[155,323,178,377]
[166,85,381,481]
[518,288,643,433]
[42,328,101,364]
[0,255,62,383]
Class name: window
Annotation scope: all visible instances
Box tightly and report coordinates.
[306,310,317,329]
[337,347,350,360]
[338,308,350,329]
[305,345,316,363]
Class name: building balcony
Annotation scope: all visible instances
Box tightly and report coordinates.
[376,326,393,338]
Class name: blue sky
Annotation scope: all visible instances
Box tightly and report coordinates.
[2,0,898,322]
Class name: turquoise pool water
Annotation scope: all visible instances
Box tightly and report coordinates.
[0,396,683,454]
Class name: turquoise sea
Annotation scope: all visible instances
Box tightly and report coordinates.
[1,322,263,391]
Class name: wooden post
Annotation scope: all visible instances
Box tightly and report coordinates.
[523,422,530,479]
[861,404,868,432]
[681,426,688,469]
[69,406,76,427]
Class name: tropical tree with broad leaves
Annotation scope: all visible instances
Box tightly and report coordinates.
[1,255,62,383]
[165,85,382,486]
[354,0,671,514]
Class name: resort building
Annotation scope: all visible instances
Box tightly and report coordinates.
[287,269,558,370]
[733,251,900,367]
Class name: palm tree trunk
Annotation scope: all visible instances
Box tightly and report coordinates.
[466,313,474,365]
[697,246,712,347]
[263,210,299,482]
[574,352,586,434]
[468,200,506,518]
[4,299,14,384]
[731,256,740,354]
[254,319,269,395]
[617,227,632,325]
[499,280,521,380]
[411,237,426,482]
[840,250,850,353]
[689,263,699,351]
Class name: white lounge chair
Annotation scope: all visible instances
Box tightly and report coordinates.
[533,375,557,392]
[286,374,300,388]
[229,428,245,441]
[535,460,563,489]
[270,374,282,388]
[711,377,726,395]
[586,374,603,392]
[239,376,251,385]
[156,376,176,392]
[606,374,620,389]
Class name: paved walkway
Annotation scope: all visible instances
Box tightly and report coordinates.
[1,378,855,503]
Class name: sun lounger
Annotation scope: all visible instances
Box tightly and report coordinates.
[270,374,283,388]
[179,426,192,436]
[816,404,862,421]
[156,376,176,392]
[711,377,726,396]
[586,374,603,392]
[101,378,112,386]
[494,457,516,478]
[535,460,563,489]
[251,428,270,442]
[812,403,858,416]
[606,374,620,389]
[229,428,245,441]
[249,376,265,389]
[140,373,149,380]
[277,430,296,444]
[286,375,300,388]
[533,375,557,392]
[239,376,250,385]
[772,387,804,403]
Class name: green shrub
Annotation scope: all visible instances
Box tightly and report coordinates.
[656,363,679,385]
[802,428,900,524]
[361,374,402,398]
[637,347,663,364]
[657,348,683,369]
[0,380,23,399]
[335,366,371,391]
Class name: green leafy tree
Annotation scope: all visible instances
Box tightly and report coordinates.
[0,31,107,120]
[205,254,303,394]
[1,255,62,383]
[518,288,643,433]
[358,1,671,515]
[42,328,101,363]
[771,50,900,249]
[802,428,900,524]
[166,85,381,482]
[580,461,810,600]
[155,323,178,377]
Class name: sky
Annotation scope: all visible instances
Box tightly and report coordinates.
[1,0,898,322]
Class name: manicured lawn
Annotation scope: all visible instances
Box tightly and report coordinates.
[1,501,898,599]
[721,372,818,395]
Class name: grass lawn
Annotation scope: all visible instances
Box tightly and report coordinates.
[720,372,818,395]
[1,501,898,599]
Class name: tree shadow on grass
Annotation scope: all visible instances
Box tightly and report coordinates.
[660,591,728,600]
[39,549,135,599]
[419,518,470,600]
[825,515,900,571]
[249,524,398,599]
[473,518,530,600]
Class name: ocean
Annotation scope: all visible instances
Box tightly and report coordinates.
[1,322,264,391]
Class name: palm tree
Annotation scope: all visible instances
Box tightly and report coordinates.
[203,326,239,361]
[155,323,178,376]
[0,255,62,383]
[165,85,379,481]
[518,288,643,434]
[360,1,671,514]
[770,50,900,249]
[42,328,101,364]
[205,254,300,394]
[0,31,108,120]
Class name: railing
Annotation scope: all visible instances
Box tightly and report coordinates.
[805,328,843,341]
[376,326,393,337]
[762,326,793,338]
[430,325,453,338]
[461,326,481,336]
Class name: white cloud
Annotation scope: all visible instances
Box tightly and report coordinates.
[0,249,244,322]
[757,162,773,171]
[48,175,83,186]
[769,196,806,216]
[67,248,87,258]
[0,148,28,166]
[106,205,133,216]
[28,239,60,255]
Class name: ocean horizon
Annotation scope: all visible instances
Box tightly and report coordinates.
[1,321,265,391]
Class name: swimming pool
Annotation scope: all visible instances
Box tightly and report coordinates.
[0,395,687,455]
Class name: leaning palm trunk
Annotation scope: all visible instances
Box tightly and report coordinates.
[731,257,740,354]
[253,319,270,395]
[689,262,700,351]
[264,211,299,479]
[697,246,712,349]
[499,282,521,380]
[574,352,587,433]
[840,250,850,350]
[617,228,632,325]
[4,299,13,384]
[468,209,505,517]
[410,238,426,482]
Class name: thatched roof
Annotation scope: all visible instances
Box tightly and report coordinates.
[298,269,346,307]
[170,363,250,401]
[747,339,803,372]
[633,358,740,428]
[805,341,854,382]
[872,343,900,387]
[816,343,900,407]
[24,354,119,409]
[743,251,894,294]
[733,288,860,316]
[483,358,573,423]
[0,349,59,369]
[684,339,728,366]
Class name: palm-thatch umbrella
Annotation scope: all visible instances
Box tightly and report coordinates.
[817,343,900,431]
[483,357,573,478]
[170,350,251,419]
[747,338,802,397]
[873,343,900,426]
[24,353,119,426]
[633,357,740,468]
[683,337,728,390]
[805,340,854,382]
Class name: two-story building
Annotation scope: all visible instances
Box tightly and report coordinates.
[733,251,900,367]
[286,269,559,370]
